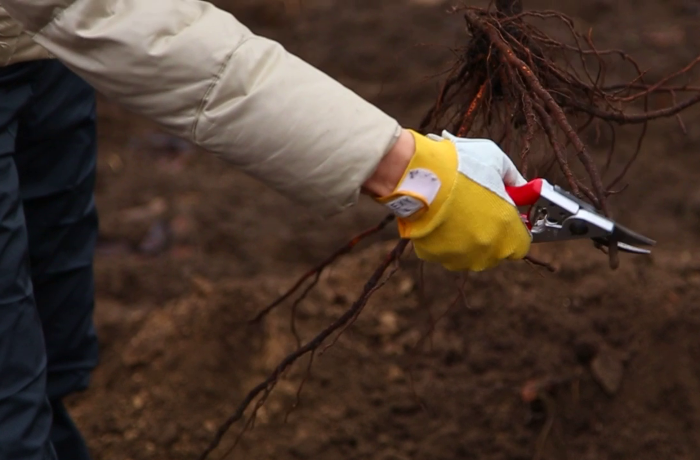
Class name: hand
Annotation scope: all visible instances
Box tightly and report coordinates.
[371,129,531,271]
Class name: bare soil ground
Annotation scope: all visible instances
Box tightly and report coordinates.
[66,0,700,459]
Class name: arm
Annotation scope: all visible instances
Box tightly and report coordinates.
[2,0,531,273]
[362,129,415,197]
[1,0,403,216]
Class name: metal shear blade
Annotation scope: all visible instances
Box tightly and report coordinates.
[505,179,656,254]
[591,222,657,254]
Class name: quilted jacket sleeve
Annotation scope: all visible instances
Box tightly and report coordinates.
[0,0,402,216]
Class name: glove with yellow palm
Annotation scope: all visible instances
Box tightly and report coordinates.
[374,129,531,272]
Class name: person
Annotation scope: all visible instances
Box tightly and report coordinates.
[0,0,532,458]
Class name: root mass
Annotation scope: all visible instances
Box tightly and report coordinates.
[198,1,700,458]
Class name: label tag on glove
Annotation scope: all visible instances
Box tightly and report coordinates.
[384,195,426,218]
[379,168,442,219]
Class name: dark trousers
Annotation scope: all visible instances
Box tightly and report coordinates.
[0,59,98,460]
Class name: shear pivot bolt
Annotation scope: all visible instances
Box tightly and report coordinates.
[569,221,588,236]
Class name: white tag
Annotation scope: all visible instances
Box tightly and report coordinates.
[383,168,442,218]
[384,195,425,218]
[397,168,441,204]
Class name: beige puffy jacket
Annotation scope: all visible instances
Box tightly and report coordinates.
[0,1,402,217]
[0,7,52,64]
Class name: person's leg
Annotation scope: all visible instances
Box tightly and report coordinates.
[48,399,92,459]
[14,59,99,460]
[0,62,57,460]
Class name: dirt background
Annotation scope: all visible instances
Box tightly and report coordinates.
[65,0,700,459]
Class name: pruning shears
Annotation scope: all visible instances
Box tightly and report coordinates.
[505,178,656,254]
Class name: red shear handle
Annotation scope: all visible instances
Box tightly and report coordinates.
[505,178,544,206]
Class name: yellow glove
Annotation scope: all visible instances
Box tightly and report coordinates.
[375,129,531,271]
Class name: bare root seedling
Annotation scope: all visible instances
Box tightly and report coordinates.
[198,1,700,458]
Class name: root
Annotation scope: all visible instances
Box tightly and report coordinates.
[197,238,409,460]
[198,1,700,458]
[418,1,700,266]
[250,214,395,324]
[524,255,556,273]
